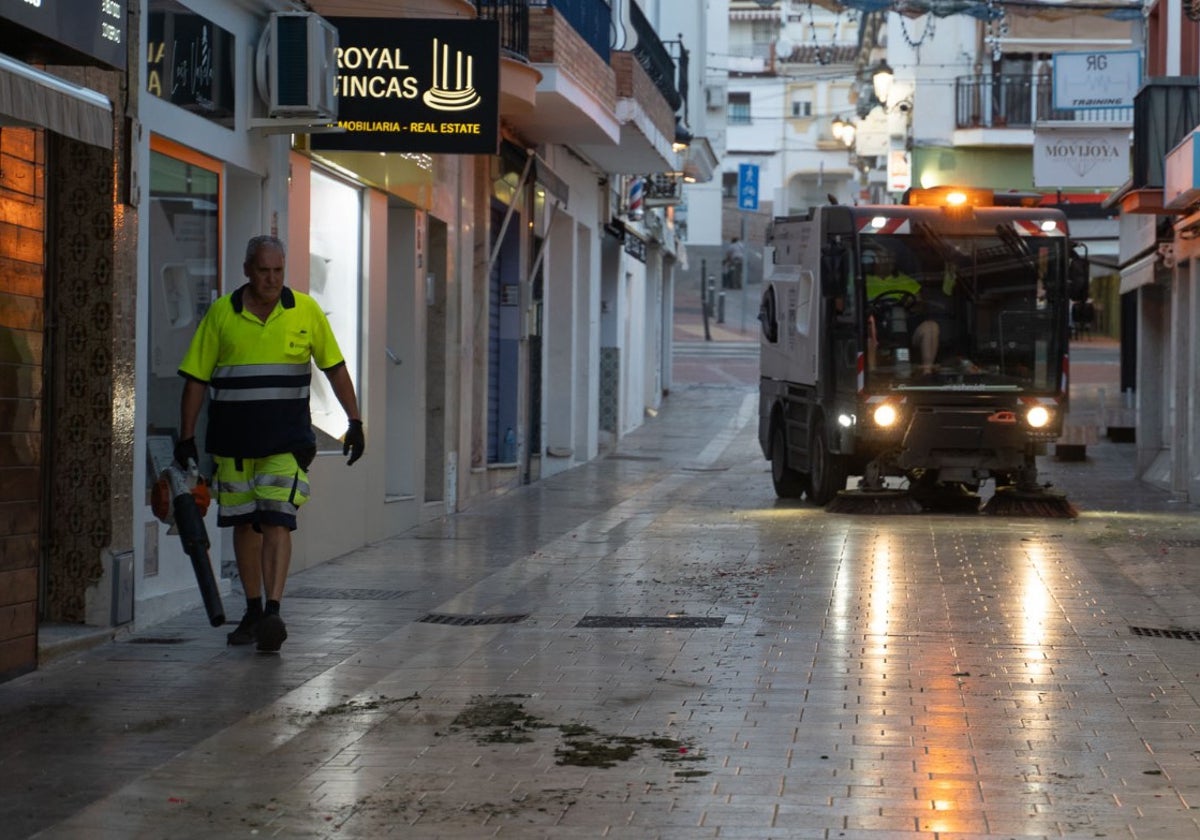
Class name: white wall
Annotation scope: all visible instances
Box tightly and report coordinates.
[621,258,648,433]
[888,14,976,148]
[665,0,727,248]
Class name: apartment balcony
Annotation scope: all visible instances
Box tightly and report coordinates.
[1117,76,1200,215]
[504,1,621,151]
[575,51,676,174]
[476,0,541,116]
[953,74,1132,147]
[576,0,679,173]
[505,1,679,174]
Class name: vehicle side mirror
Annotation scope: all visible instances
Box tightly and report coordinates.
[759,285,779,343]
[820,238,847,298]
[1067,241,1089,302]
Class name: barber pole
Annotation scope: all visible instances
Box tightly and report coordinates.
[628,176,645,221]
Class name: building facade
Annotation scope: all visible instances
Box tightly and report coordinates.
[0,3,133,679]
[0,0,709,681]
[1110,7,1200,502]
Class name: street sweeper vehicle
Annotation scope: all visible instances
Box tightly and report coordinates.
[758,186,1088,516]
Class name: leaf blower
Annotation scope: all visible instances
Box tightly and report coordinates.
[151,462,225,627]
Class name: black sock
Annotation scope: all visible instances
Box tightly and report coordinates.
[246,597,263,617]
[265,599,281,616]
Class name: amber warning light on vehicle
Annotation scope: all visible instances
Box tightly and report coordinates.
[903,186,998,208]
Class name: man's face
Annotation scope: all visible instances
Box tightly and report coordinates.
[244,245,285,306]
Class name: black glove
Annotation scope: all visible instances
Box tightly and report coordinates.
[343,419,365,466]
[174,437,199,470]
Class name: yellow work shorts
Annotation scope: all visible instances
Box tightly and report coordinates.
[212,453,310,531]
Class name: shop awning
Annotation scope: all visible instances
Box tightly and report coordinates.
[1118,251,1158,294]
[0,53,112,149]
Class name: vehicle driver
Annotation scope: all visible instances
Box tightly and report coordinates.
[865,248,939,375]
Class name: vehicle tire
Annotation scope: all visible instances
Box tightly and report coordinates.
[808,416,847,506]
[770,422,807,499]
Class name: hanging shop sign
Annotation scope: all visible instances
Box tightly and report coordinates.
[0,0,127,70]
[1033,126,1129,189]
[311,17,499,154]
[887,149,911,193]
[146,1,236,127]
[1052,51,1141,111]
[624,229,646,263]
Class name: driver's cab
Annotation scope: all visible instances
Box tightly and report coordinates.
[862,240,921,375]
[863,236,964,382]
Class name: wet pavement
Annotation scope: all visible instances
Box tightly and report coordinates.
[6,290,1200,839]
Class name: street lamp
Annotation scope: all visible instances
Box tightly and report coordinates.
[831,117,856,148]
[869,60,912,115]
[872,60,894,106]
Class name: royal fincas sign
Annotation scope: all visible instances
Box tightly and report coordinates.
[311,17,499,155]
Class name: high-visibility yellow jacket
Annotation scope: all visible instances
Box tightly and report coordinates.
[179,285,345,458]
[866,271,919,300]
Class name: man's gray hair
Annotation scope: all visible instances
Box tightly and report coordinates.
[244,235,286,264]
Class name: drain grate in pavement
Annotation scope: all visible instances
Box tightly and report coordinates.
[576,615,728,629]
[1130,626,1200,642]
[128,637,190,645]
[606,454,662,462]
[418,613,528,626]
[288,587,412,601]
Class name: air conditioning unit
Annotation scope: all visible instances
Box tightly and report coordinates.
[705,83,726,110]
[256,12,338,120]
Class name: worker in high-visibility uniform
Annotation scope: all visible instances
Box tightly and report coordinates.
[866,247,939,375]
[175,235,364,653]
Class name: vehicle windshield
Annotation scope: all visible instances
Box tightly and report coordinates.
[861,229,1068,392]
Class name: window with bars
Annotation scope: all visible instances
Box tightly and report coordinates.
[728,91,751,124]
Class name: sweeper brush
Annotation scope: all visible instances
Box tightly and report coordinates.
[982,485,1078,518]
[825,489,923,515]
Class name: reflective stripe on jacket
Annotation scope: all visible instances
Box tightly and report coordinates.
[178,285,345,458]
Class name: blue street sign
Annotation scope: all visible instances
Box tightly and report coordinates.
[737,163,760,211]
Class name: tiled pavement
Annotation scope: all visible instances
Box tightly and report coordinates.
[7,318,1200,838]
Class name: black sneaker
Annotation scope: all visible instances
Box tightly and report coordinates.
[226,612,260,646]
[255,614,288,653]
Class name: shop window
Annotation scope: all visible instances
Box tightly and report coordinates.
[307,169,363,448]
[146,1,236,128]
[145,137,221,493]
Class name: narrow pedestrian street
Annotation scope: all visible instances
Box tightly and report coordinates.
[4,299,1200,839]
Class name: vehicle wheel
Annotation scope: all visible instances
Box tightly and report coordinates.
[770,422,807,499]
[808,416,847,506]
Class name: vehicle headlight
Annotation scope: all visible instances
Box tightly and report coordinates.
[1025,405,1051,428]
[873,403,899,428]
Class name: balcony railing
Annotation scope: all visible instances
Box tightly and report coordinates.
[533,0,610,62]
[476,0,530,60]
[955,74,1132,129]
[629,0,681,112]
[1133,77,1200,188]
